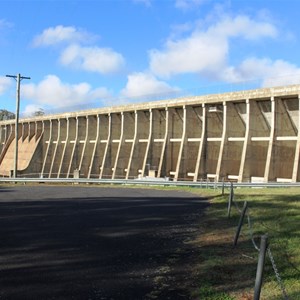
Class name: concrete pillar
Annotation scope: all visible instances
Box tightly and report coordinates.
[264,97,275,182]
[157,108,168,178]
[125,111,138,179]
[57,118,69,178]
[215,102,227,182]
[141,109,153,177]
[239,99,250,182]
[35,121,43,141]
[78,116,89,174]
[174,106,186,181]
[292,95,300,182]
[67,117,79,178]
[41,119,52,177]
[100,113,111,179]
[112,112,124,179]
[88,114,100,178]
[49,119,60,177]
[193,104,206,182]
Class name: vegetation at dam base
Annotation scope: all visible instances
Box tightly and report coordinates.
[186,187,300,300]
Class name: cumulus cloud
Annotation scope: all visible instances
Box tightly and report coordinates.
[149,15,278,78]
[60,44,125,74]
[22,75,111,109]
[120,72,180,99]
[32,25,125,74]
[32,25,96,47]
[221,58,300,87]
[0,76,12,95]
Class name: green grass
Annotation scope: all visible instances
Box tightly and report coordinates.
[184,186,300,300]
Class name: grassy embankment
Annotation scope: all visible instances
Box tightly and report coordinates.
[184,186,300,300]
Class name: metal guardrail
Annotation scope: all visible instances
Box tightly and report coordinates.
[1,177,300,188]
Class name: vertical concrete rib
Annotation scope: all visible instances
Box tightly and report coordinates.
[100,114,111,179]
[238,99,250,182]
[41,119,52,177]
[174,106,186,181]
[49,119,60,177]
[216,102,227,181]
[193,104,206,182]
[0,125,3,154]
[292,95,300,182]
[157,107,168,178]
[141,109,153,177]
[264,97,275,182]
[88,114,100,178]
[126,111,138,179]
[58,118,69,178]
[112,112,124,179]
[67,117,79,178]
[78,116,89,172]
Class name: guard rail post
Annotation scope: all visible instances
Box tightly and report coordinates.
[222,178,225,195]
[254,234,269,300]
[233,201,248,247]
[227,182,234,218]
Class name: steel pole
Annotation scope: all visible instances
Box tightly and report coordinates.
[254,234,269,300]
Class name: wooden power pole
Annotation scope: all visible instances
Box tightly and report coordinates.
[6,73,31,178]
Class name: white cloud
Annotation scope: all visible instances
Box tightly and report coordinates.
[149,15,278,78]
[209,15,277,40]
[0,76,12,95]
[60,44,125,74]
[222,57,300,87]
[120,72,180,99]
[32,25,97,47]
[22,75,111,109]
[175,0,207,10]
[150,32,227,78]
[22,104,45,117]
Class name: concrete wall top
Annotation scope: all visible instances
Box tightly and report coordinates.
[1,84,300,125]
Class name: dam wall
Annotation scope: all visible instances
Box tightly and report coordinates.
[1,84,300,183]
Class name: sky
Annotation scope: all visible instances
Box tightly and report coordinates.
[1,0,300,116]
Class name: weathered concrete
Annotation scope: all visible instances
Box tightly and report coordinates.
[1,84,300,182]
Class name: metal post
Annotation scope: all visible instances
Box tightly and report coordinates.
[233,201,248,246]
[227,182,234,217]
[222,177,225,195]
[6,73,30,178]
[254,235,269,300]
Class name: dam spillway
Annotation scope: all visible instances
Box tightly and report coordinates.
[1,84,300,183]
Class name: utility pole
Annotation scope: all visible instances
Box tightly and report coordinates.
[6,73,30,178]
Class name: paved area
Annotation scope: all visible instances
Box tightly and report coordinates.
[0,185,208,300]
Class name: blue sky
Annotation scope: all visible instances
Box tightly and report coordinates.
[1,0,300,116]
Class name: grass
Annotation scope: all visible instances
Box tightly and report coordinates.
[183,186,300,300]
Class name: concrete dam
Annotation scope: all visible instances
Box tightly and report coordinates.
[1,84,300,183]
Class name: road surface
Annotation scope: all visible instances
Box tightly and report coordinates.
[0,185,208,299]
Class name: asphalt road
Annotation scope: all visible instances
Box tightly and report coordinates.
[0,185,208,300]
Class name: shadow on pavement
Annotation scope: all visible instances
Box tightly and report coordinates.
[0,186,209,300]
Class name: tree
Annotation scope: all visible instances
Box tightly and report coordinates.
[33,108,45,117]
[0,109,15,121]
